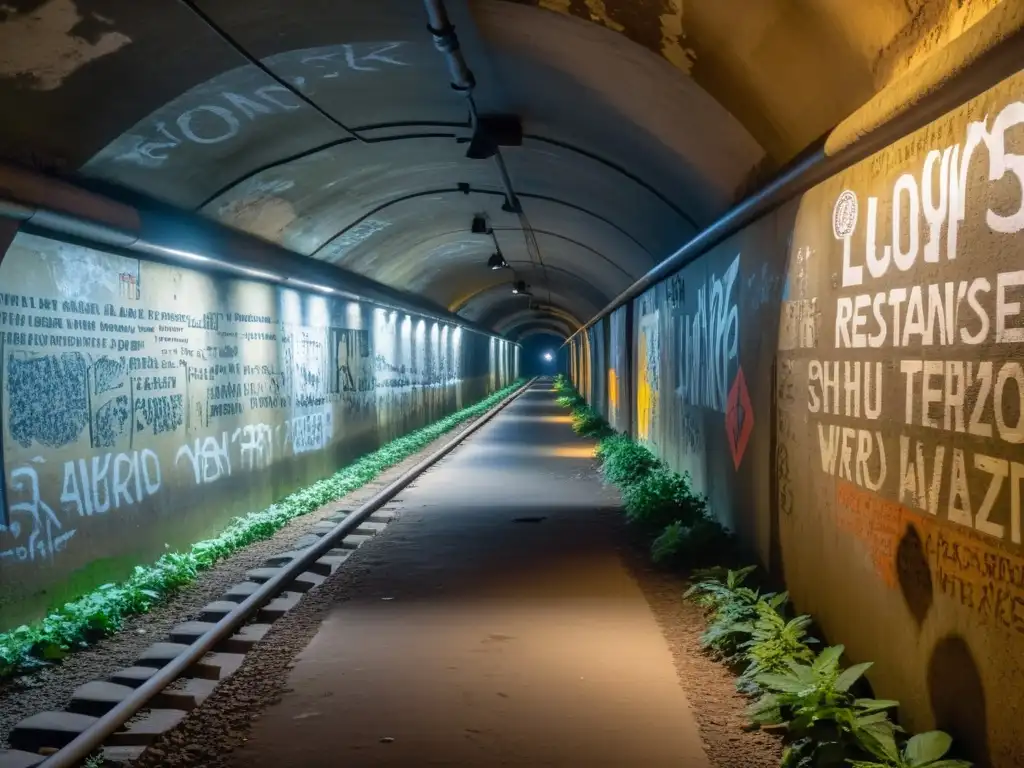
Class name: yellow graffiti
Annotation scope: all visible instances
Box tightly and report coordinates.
[636,333,655,442]
[608,368,619,422]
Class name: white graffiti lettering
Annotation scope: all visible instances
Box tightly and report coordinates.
[91,42,410,170]
[835,274,1023,349]
[232,423,274,470]
[839,99,1024,289]
[898,359,1024,444]
[286,410,333,455]
[176,432,232,485]
[59,449,162,516]
[1,459,76,564]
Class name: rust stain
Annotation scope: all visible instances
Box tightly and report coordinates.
[836,481,1024,635]
[835,480,909,588]
[608,367,619,422]
[0,0,132,91]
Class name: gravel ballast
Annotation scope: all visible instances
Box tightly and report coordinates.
[126,459,782,768]
[0,412,488,750]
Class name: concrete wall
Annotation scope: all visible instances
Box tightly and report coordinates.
[0,232,518,630]
[569,67,1024,766]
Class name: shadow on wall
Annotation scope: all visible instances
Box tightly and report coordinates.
[896,523,933,628]
[928,635,991,767]
[896,526,992,764]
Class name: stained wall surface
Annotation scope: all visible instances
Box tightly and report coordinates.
[0,232,517,630]
[569,68,1024,766]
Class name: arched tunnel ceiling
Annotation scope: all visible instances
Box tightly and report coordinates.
[0,0,1004,336]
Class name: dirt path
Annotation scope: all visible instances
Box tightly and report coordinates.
[128,381,782,767]
[0,410,490,749]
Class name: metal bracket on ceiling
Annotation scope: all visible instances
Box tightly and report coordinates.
[423,1,476,94]
[465,114,524,160]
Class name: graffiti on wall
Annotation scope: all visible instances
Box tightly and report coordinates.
[608,368,620,427]
[0,234,500,574]
[795,94,1024,573]
[675,254,740,413]
[837,479,1024,636]
[636,308,659,443]
[86,42,413,172]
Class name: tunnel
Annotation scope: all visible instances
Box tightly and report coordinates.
[0,1,1023,766]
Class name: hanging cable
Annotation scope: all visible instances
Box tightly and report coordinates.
[518,210,551,304]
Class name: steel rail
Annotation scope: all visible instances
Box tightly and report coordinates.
[41,377,537,768]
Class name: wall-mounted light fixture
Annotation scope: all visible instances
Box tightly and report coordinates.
[512,280,531,297]
[473,214,509,270]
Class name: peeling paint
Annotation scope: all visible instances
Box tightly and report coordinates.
[658,0,695,75]
[537,0,624,34]
[582,0,625,33]
[216,195,298,244]
[874,0,1003,87]
[0,0,132,91]
[538,0,573,15]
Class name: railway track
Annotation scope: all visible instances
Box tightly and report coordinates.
[0,379,534,768]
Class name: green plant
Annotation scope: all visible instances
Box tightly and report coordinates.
[621,467,707,531]
[736,598,817,695]
[748,645,900,767]
[687,561,972,768]
[570,405,612,438]
[651,516,733,566]
[555,392,584,408]
[849,731,971,768]
[596,433,662,486]
[0,379,526,680]
[685,566,765,658]
[83,752,105,768]
[651,521,687,564]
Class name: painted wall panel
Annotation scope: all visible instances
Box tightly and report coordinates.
[775,69,1024,765]
[607,306,629,433]
[630,214,789,552]
[0,232,517,629]
[570,62,1024,767]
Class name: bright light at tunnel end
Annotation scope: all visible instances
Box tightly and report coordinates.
[543,352,553,361]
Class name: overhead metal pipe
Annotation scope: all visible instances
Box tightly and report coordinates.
[420,0,523,214]
[422,0,476,97]
[565,22,1024,342]
[0,162,504,339]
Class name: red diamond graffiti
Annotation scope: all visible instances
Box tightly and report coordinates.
[725,367,754,470]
